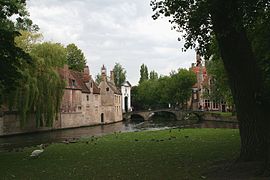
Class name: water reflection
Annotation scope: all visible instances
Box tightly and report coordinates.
[0,117,238,151]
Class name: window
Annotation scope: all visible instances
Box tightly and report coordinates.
[193,93,197,100]
[213,101,219,109]
[86,95,89,101]
[90,83,93,88]
[204,100,210,109]
[72,79,76,87]
[106,87,109,91]
[78,106,82,110]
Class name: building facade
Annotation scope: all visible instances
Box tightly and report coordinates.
[121,81,132,113]
[0,64,123,136]
[98,65,123,124]
[189,54,227,112]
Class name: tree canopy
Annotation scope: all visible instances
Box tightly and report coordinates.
[66,43,86,72]
[149,70,159,80]
[0,0,33,99]
[151,0,270,171]
[113,63,126,87]
[134,68,195,110]
[139,64,149,84]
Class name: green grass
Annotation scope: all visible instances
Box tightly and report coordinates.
[0,128,240,179]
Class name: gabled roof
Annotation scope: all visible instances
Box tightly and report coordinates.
[70,70,90,93]
[58,66,90,93]
[121,81,132,87]
[92,81,100,94]
[107,81,121,95]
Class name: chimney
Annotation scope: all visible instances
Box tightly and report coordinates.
[83,66,90,82]
[101,65,107,81]
[110,70,115,84]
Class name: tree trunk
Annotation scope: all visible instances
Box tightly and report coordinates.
[209,0,269,162]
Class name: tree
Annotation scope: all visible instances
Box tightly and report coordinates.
[0,0,33,102]
[170,69,196,109]
[151,0,270,170]
[135,68,195,110]
[139,64,149,84]
[28,42,66,127]
[113,63,126,87]
[15,30,43,53]
[149,70,159,80]
[66,43,86,72]
[95,73,102,85]
[204,39,233,108]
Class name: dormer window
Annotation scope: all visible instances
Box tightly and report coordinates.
[69,79,76,87]
[72,79,76,87]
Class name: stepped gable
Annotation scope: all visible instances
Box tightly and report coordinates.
[70,70,90,93]
[107,81,121,95]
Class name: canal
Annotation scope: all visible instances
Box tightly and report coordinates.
[0,117,238,152]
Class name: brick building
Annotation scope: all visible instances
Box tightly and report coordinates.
[189,54,226,112]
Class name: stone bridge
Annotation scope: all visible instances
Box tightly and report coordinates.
[123,108,204,121]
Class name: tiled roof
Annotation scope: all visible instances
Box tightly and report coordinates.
[70,70,90,93]
[107,81,121,95]
[58,66,90,93]
[92,81,100,94]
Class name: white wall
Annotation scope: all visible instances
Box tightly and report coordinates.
[121,85,131,112]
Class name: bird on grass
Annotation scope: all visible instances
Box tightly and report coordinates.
[30,144,44,158]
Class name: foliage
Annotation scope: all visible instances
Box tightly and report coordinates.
[95,73,102,85]
[139,64,149,84]
[66,43,86,72]
[15,30,43,53]
[112,63,126,87]
[134,68,196,110]
[3,40,66,127]
[205,40,233,106]
[149,70,159,80]
[0,129,239,179]
[31,42,66,67]
[137,80,161,109]
[29,42,66,127]
[170,69,196,108]
[151,0,270,163]
[0,0,33,103]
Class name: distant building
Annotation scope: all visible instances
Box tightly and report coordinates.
[98,65,123,123]
[0,64,124,136]
[121,81,132,113]
[59,65,102,128]
[189,53,226,112]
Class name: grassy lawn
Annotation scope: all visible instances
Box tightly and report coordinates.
[0,128,240,179]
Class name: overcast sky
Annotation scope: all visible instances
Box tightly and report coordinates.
[27,0,195,85]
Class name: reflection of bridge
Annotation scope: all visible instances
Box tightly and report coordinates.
[123,108,205,121]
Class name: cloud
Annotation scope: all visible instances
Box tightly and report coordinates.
[27,0,195,85]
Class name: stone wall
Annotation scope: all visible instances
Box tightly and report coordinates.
[203,113,237,122]
[0,113,53,136]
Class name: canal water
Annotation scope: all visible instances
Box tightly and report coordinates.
[0,117,238,152]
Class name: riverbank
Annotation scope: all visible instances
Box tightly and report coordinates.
[0,128,245,179]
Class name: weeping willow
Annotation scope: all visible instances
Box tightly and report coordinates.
[34,63,65,127]
[4,41,66,128]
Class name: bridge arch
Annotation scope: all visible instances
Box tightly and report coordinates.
[182,111,203,122]
[130,114,145,121]
[126,109,204,122]
[148,111,177,121]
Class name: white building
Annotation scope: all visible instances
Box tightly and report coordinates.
[121,81,132,113]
